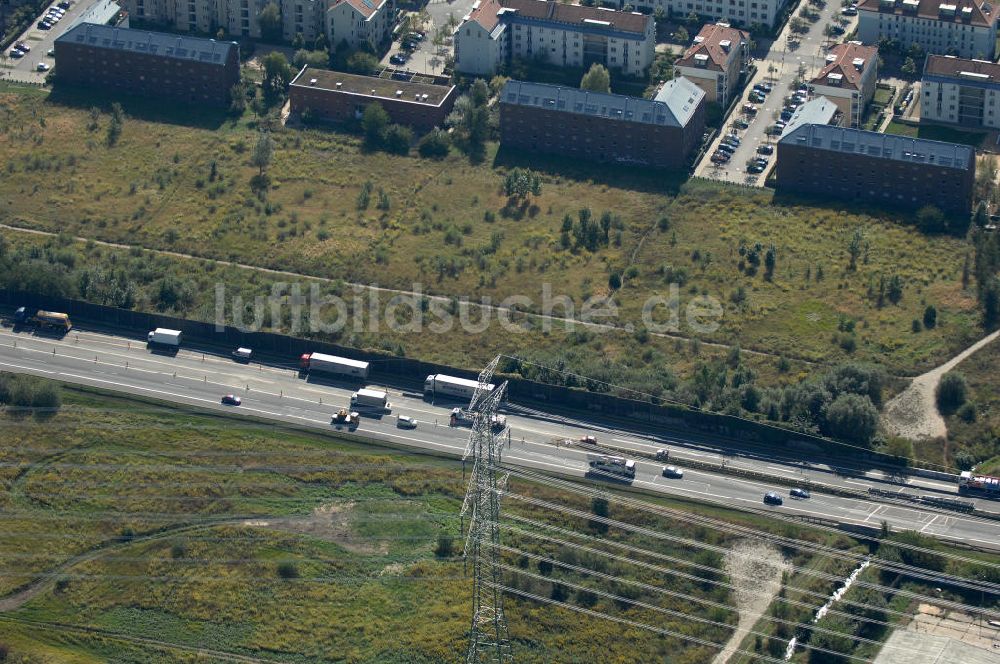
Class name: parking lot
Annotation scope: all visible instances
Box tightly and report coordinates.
[1,0,90,84]
[695,0,858,185]
[380,0,476,75]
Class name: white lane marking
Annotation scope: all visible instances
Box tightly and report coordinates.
[920,515,940,533]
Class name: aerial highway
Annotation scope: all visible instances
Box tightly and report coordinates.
[0,323,997,549]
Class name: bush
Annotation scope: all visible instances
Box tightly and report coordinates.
[824,393,879,446]
[936,371,967,415]
[382,124,413,155]
[434,534,455,558]
[277,562,299,579]
[922,305,937,329]
[418,129,451,158]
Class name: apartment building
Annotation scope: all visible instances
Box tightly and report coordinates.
[673,22,748,107]
[328,0,394,51]
[289,66,458,128]
[776,123,975,216]
[498,77,706,168]
[454,0,655,78]
[856,0,997,60]
[808,42,878,127]
[921,54,1000,129]
[631,0,789,31]
[54,22,240,106]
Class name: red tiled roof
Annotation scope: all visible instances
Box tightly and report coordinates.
[336,0,386,20]
[810,42,877,90]
[467,0,650,35]
[856,0,994,29]
[924,53,1000,79]
[676,23,748,72]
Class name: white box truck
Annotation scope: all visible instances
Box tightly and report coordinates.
[424,374,494,400]
[299,352,369,379]
[351,388,390,412]
[147,328,182,347]
[587,454,636,481]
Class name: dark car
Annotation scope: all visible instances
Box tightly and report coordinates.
[831,25,845,35]
[790,487,811,499]
[780,110,794,121]
[37,20,52,29]
[747,163,765,174]
[710,152,730,164]
[662,465,684,479]
[764,492,783,505]
[389,54,407,65]
[757,144,774,155]
[221,394,242,406]
[58,1,71,8]
[733,118,750,129]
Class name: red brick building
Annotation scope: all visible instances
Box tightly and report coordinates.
[776,123,975,216]
[289,67,459,131]
[498,78,706,169]
[54,23,240,107]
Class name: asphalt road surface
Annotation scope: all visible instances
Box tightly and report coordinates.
[0,323,998,550]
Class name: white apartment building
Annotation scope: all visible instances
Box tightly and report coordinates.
[631,0,790,31]
[126,0,389,45]
[856,0,997,60]
[454,0,655,78]
[808,41,878,127]
[922,54,1000,128]
[673,22,748,107]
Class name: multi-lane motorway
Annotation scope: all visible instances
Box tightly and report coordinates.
[0,323,998,549]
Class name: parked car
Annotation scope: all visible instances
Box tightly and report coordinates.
[57,0,72,8]
[15,42,30,52]
[842,6,857,14]
[711,152,730,164]
[724,133,741,145]
[754,82,773,93]
[733,118,750,129]
[36,62,50,71]
[764,491,784,505]
[831,25,845,35]
[757,144,774,155]
[742,103,758,115]
[749,92,766,103]
[662,465,685,479]
[9,48,24,58]
[46,48,55,56]
[780,110,794,121]
[717,143,736,155]
[790,487,811,499]
[767,124,784,136]
[221,394,242,406]
[397,415,418,429]
[747,163,765,174]
[389,53,407,65]
[37,20,52,29]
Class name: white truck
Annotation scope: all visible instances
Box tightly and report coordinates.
[424,374,494,400]
[351,388,390,412]
[587,454,636,481]
[299,352,369,379]
[450,407,507,431]
[147,328,182,348]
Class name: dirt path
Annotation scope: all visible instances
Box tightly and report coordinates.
[714,540,788,664]
[883,329,1000,441]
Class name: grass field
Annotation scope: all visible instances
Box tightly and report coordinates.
[884,120,987,148]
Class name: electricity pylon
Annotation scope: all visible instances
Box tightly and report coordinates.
[461,356,513,664]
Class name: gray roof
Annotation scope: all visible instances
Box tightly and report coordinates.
[500,78,702,128]
[780,123,974,171]
[782,96,838,136]
[56,22,236,65]
[654,76,706,129]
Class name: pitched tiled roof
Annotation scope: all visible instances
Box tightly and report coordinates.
[56,22,236,65]
[466,0,650,35]
[336,0,387,19]
[676,23,748,72]
[811,42,877,91]
[856,0,994,29]
[501,78,702,128]
[780,123,975,171]
[924,53,1000,81]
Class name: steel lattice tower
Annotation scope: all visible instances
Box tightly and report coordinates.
[461,356,513,664]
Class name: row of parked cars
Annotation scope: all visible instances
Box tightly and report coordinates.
[37,1,71,31]
[388,29,426,66]
[768,84,812,136]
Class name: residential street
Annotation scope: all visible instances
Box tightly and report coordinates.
[695,2,859,185]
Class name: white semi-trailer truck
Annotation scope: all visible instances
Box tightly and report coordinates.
[350,388,390,412]
[299,352,370,379]
[424,374,495,400]
[147,328,182,347]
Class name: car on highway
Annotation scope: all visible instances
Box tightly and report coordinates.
[221,394,242,406]
[764,492,783,505]
[397,415,418,429]
[662,465,684,479]
[389,53,408,65]
[790,487,811,499]
[654,449,669,461]
[36,62,50,72]
[232,347,252,362]
[757,144,774,155]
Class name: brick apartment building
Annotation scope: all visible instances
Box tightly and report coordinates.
[454,0,655,78]
[856,0,997,60]
[498,77,705,168]
[922,54,1000,129]
[54,22,240,107]
[776,123,975,216]
[808,42,878,128]
[673,22,749,107]
[289,67,458,130]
